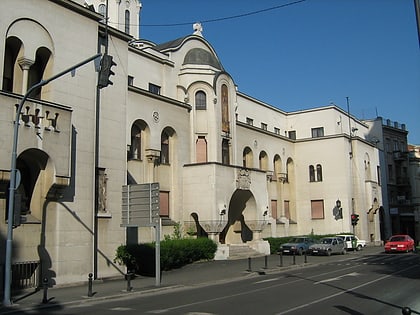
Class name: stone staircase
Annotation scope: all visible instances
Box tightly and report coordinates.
[227,244,264,260]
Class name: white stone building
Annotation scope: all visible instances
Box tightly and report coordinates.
[0,0,382,289]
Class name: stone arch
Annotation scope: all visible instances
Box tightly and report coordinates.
[219,189,256,244]
[243,146,253,168]
[11,148,55,222]
[4,19,54,96]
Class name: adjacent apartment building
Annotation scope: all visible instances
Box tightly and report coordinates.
[1,0,385,289]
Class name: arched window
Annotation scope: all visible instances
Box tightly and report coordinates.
[125,10,130,34]
[309,165,315,182]
[129,125,141,160]
[160,131,170,164]
[195,91,206,110]
[316,164,323,181]
[243,147,253,168]
[98,4,106,22]
[259,151,268,170]
[221,84,229,133]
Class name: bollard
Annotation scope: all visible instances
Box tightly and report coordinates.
[293,251,296,265]
[247,257,252,272]
[88,273,93,297]
[263,255,268,269]
[402,307,412,315]
[304,251,308,263]
[42,277,48,304]
[125,273,133,292]
[278,251,283,267]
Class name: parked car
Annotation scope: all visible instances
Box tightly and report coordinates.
[384,234,415,253]
[279,237,315,255]
[308,237,346,256]
[336,234,366,251]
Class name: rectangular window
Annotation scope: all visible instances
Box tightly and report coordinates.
[128,76,134,86]
[261,123,267,131]
[160,191,169,217]
[288,130,296,140]
[311,200,324,219]
[377,165,381,186]
[274,127,280,135]
[246,117,253,126]
[148,83,161,95]
[311,127,324,138]
[284,200,290,219]
[271,200,277,220]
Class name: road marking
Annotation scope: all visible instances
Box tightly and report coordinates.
[254,277,281,284]
[275,264,417,315]
[313,272,361,284]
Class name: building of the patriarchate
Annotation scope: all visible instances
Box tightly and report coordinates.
[0,0,383,288]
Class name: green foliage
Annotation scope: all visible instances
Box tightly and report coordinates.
[114,237,217,275]
[163,222,186,241]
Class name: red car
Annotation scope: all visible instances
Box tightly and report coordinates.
[384,234,415,253]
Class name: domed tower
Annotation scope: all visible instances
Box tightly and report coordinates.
[83,0,142,38]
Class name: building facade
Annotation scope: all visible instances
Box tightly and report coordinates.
[1,0,383,289]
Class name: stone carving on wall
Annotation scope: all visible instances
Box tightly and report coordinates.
[236,169,251,190]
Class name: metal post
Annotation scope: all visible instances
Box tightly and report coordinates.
[2,53,101,306]
[247,257,252,272]
[42,277,48,304]
[155,218,161,287]
[278,251,283,267]
[125,273,133,292]
[263,255,268,269]
[88,273,93,297]
[304,251,308,263]
[293,251,296,265]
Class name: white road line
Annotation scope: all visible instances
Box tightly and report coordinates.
[275,264,417,315]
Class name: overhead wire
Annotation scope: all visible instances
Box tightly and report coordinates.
[108,0,307,28]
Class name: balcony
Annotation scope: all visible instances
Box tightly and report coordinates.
[0,91,72,178]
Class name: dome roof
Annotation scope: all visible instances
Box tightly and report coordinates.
[183,48,222,70]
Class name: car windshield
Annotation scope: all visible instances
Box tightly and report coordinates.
[390,236,406,242]
[321,238,333,244]
[290,238,305,243]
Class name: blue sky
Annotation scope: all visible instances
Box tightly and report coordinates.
[139,0,420,145]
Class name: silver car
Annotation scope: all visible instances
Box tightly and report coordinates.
[308,237,346,256]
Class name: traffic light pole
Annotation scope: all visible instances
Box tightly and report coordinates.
[3,53,101,306]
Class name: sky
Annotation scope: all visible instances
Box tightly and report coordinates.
[138,0,420,145]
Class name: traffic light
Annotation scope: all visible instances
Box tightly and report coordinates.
[98,54,116,89]
[351,213,359,226]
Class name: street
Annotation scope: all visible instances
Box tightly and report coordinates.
[6,251,420,315]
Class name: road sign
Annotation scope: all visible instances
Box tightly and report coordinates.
[121,182,160,227]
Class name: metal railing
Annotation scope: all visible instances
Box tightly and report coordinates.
[11,261,40,290]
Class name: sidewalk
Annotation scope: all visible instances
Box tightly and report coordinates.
[0,246,384,314]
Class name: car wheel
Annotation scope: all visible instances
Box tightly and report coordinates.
[326,249,332,256]
[356,245,362,251]
[342,248,346,255]
[297,248,303,256]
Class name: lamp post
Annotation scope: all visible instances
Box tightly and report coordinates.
[3,53,101,306]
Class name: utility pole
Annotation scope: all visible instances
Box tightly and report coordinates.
[3,53,101,306]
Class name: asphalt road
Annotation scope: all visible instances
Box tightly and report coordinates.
[15,251,420,315]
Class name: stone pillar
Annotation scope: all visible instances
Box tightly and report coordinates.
[18,57,35,94]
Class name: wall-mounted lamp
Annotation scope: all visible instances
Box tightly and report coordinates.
[351,127,358,133]
[219,205,226,216]
[263,207,268,217]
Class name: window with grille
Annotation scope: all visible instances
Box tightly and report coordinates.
[195,91,207,110]
[311,127,324,138]
[149,83,161,95]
